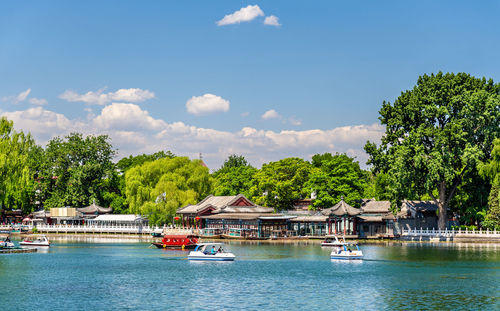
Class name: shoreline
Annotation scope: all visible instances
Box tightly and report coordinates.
[10,232,500,245]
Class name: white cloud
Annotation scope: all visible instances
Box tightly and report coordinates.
[241,112,250,117]
[217,5,264,26]
[264,15,281,26]
[288,116,302,126]
[186,94,230,115]
[261,109,280,120]
[1,88,31,104]
[29,98,48,106]
[93,103,166,131]
[1,105,384,170]
[1,107,79,142]
[59,87,155,105]
[17,89,31,103]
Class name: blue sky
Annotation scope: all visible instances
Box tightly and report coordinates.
[1,1,499,169]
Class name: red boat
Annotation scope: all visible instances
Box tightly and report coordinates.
[152,235,199,249]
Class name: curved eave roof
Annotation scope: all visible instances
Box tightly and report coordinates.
[77,203,112,214]
[321,200,362,216]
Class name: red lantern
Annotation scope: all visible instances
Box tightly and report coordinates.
[174,216,180,221]
[195,216,200,221]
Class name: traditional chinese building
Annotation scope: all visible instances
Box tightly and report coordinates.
[358,199,395,238]
[76,201,112,219]
[176,194,293,238]
[321,198,363,235]
[357,199,439,238]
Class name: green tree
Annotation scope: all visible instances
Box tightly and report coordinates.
[0,117,39,213]
[363,172,392,201]
[38,133,117,208]
[116,150,175,173]
[365,72,500,229]
[449,170,490,226]
[307,153,367,209]
[311,153,335,168]
[250,158,312,210]
[125,157,212,225]
[212,155,256,196]
[217,154,249,170]
[478,138,500,229]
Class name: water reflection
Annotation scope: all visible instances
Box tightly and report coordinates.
[20,246,50,253]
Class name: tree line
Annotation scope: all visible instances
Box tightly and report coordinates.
[0,72,498,229]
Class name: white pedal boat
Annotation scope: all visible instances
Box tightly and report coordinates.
[188,243,235,261]
[330,243,363,260]
[20,235,50,247]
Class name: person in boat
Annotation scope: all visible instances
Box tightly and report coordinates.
[211,246,216,255]
[5,236,10,242]
[217,246,223,253]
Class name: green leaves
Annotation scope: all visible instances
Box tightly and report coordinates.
[478,139,500,229]
[37,133,117,209]
[307,154,367,209]
[366,72,500,228]
[249,157,312,210]
[125,157,213,226]
[0,117,38,213]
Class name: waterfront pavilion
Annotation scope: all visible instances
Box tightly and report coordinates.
[289,215,328,236]
[87,214,148,227]
[176,194,273,229]
[77,200,112,219]
[358,199,395,238]
[321,198,362,235]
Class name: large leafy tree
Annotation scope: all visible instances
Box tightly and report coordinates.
[112,151,176,213]
[38,133,117,208]
[478,138,500,229]
[365,72,500,229]
[125,157,212,225]
[117,150,175,173]
[212,155,256,197]
[250,157,312,210]
[363,172,392,201]
[0,117,39,213]
[307,153,367,208]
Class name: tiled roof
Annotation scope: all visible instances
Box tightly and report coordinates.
[177,194,272,215]
[403,200,439,212]
[77,201,112,214]
[321,199,363,216]
[361,199,391,213]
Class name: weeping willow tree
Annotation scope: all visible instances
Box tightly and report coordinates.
[125,156,213,225]
[0,117,39,213]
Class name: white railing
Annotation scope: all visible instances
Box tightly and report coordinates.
[34,224,158,235]
[401,227,500,238]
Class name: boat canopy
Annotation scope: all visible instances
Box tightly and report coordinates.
[194,243,226,251]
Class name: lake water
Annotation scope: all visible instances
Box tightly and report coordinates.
[0,238,499,310]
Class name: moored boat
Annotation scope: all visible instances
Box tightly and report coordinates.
[20,235,50,247]
[188,243,235,261]
[221,228,254,239]
[330,243,363,260]
[200,228,222,239]
[321,235,348,247]
[152,234,199,249]
[0,237,15,248]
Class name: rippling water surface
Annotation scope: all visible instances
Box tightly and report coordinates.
[1,238,499,310]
